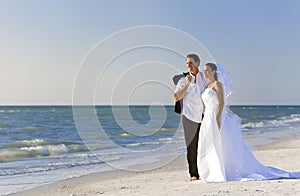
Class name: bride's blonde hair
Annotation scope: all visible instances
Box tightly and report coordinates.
[205,63,218,81]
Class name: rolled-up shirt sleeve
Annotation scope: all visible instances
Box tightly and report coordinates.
[174,78,186,94]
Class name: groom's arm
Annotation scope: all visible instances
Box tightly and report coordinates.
[173,75,191,101]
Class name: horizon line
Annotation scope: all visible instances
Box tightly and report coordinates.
[1,104,300,107]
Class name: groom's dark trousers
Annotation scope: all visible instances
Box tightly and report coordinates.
[182,115,201,179]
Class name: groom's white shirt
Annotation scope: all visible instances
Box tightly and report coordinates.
[174,72,207,123]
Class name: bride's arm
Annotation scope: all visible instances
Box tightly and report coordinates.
[215,81,224,129]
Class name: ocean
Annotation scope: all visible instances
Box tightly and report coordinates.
[1,105,300,195]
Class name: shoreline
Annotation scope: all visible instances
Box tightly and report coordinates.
[12,133,300,196]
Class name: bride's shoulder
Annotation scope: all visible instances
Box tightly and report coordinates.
[214,81,223,90]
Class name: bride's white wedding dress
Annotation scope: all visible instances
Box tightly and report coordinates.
[198,86,300,182]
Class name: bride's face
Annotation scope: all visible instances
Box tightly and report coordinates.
[203,65,215,80]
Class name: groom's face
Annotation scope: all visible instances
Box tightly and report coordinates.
[186,58,199,75]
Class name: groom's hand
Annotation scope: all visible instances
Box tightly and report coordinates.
[173,75,191,101]
[185,75,192,84]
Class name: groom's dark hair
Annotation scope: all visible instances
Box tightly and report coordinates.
[186,54,200,67]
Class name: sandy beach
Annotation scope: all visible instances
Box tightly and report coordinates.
[13,134,300,196]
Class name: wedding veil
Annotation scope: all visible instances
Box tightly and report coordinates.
[215,63,234,108]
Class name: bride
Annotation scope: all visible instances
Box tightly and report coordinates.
[198,63,300,182]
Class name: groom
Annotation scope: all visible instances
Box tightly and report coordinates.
[173,54,206,181]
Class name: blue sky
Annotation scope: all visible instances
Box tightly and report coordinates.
[1,0,300,105]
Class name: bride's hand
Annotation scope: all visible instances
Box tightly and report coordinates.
[217,118,221,129]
